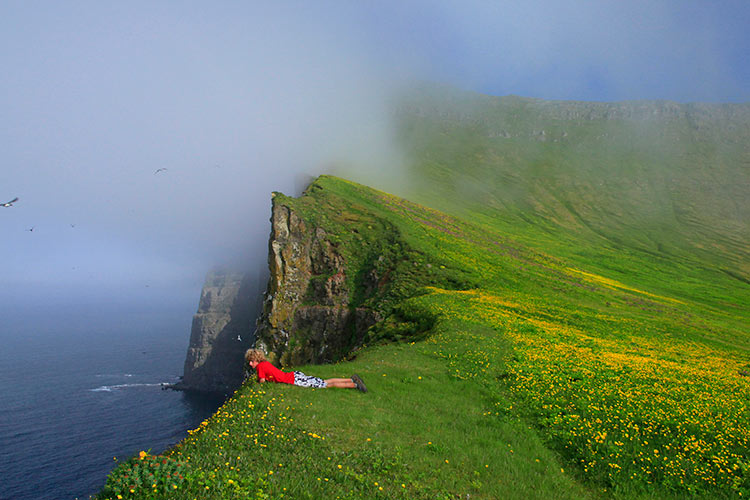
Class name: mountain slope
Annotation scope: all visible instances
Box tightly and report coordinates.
[99,175,749,500]
[98,88,750,500]
[396,84,750,282]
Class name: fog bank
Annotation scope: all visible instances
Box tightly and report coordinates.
[1,1,747,304]
[0,3,412,302]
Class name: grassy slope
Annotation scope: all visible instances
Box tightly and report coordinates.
[396,84,750,287]
[97,88,749,500]
[99,173,749,500]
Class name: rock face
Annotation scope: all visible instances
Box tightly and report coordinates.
[255,195,380,366]
[178,182,390,388]
[176,270,256,393]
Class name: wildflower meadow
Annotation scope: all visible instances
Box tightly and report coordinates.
[97,176,749,499]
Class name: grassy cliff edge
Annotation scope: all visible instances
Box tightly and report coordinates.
[97,175,749,499]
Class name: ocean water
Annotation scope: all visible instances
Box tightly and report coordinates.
[0,299,226,500]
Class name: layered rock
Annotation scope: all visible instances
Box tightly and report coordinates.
[175,270,256,393]
[255,194,380,366]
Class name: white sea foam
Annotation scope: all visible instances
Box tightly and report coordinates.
[90,382,169,392]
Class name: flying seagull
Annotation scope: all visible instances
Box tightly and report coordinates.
[154,168,168,175]
[1,197,19,207]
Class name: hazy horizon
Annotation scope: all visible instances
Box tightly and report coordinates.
[2,1,748,307]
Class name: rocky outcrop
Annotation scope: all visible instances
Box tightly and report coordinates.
[175,270,256,393]
[255,194,380,366]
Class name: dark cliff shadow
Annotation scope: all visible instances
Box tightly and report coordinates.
[175,272,262,393]
[179,390,229,419]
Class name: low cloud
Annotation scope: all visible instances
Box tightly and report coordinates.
[0,2,411,301]
[1,1,746,303]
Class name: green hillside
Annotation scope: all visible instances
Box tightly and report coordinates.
[97,90,749,500]
[396,84,750,284]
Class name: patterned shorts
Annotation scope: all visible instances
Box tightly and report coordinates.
[293,371,327,388]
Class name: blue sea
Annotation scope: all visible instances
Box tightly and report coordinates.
[0,296,226,500]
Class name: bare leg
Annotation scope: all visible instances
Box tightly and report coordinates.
[325,378,356,388]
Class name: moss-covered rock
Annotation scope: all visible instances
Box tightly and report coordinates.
[254,177,472,366]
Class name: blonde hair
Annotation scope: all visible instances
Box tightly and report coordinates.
[244,348,267,364]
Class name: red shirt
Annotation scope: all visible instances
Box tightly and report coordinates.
[255,361,295,385]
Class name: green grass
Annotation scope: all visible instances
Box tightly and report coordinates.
[97,322,593,500]
[395,84,750,281]
[97,87,749,499]
[98,175,749,499]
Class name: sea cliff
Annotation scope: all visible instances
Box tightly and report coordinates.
[178,176,462,387]
[175,270,255,393]
[254,192,380,367]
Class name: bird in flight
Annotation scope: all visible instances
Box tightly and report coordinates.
[1,197,19,207]
[154,168,168,175]
[27,226,34,232]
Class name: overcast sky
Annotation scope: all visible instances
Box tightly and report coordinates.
[1,1,748,307]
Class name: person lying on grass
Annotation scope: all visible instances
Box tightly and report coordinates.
[244,348,367,392]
